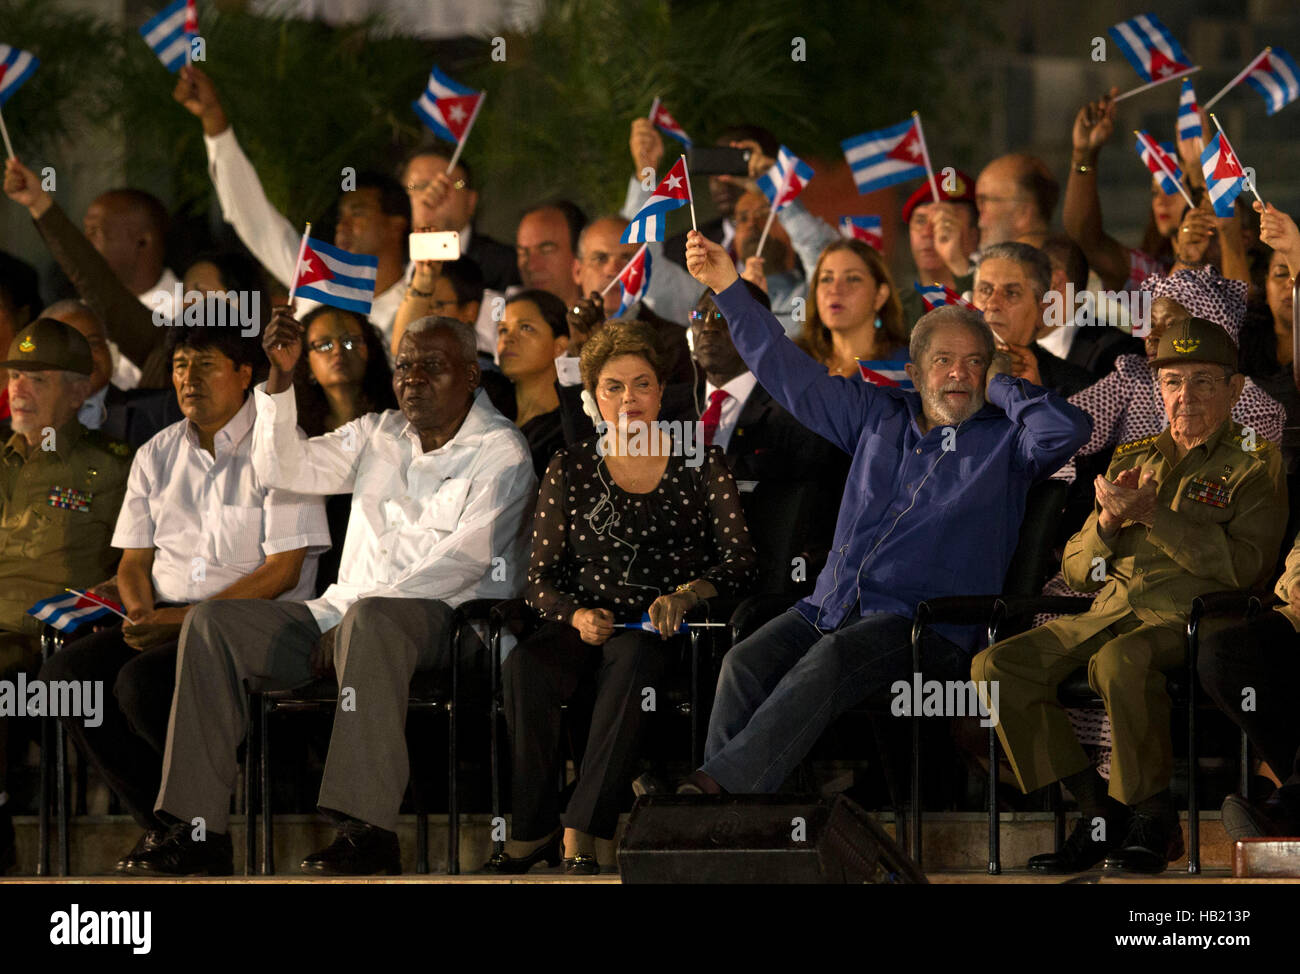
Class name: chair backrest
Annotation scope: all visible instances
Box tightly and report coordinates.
[1001,479,1069,599]
[741,479,824,595]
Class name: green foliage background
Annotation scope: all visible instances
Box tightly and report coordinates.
[0,0,994,240]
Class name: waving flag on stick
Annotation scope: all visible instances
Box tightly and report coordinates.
[0,44,39,159]
[28,589,128,633]
[600,244,652,317]
[841,112,939,202]
[754,145,814,258]
[1204,47,1300,115]
[413,66,485,171]
[1177,78,1202,141]
[140,0,198,73]
[1134,130,1193,206]
[288,224,379,315]
[915,282,979,314]
[839,216,883,251]
[857,358,914,390]
[623,156,694,243]
[1199,128,1249,217]
[1108,14,1191,83]
[648,97,692,148]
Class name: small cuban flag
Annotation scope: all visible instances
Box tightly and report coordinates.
[28,589,128,633]
[292,237,379,315]
[1134,131,1183,195]
[413,66,485,146]
[614,244,651,317]
[839,215,883,251]
[139,0,198,73]
[840,117,928,195]
[857,358,913,390]
[1177,78,1202,141]
[1200,132,1246,217]
[648,96,692,148]
[0,44,39,106]
[915,281,979,314]
[622,156,693,244]
[1108,13,1191,84]
[756,146,814,211]
[1244,47,1300,116]
[619,611,688,635]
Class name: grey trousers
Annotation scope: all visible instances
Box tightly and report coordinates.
[155,596,466,833]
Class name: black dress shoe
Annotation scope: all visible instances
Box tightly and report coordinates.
[481,832,562,874]
[561,854,600,876]
[120,822,233,876]
[1027,815,1124,873]
[301,818,400,875]
[115,828,168,873]
[1103,810,1184,874]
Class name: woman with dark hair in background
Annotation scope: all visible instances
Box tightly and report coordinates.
[497,288,569,477]
[796,238,907,378]
[291,305,396,437]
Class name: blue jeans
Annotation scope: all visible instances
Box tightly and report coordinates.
[702,609,967,793]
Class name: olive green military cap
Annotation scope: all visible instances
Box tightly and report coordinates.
[0,318,94,375]
[1149,315,1237,371]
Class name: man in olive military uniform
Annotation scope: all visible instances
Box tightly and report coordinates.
[0,318,132,872]
[973,316,1288,875]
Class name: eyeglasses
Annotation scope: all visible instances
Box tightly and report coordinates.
[406,178,467,193]
[309,337,361,354]
[689,310,725,322]
[1157,373,1232,396]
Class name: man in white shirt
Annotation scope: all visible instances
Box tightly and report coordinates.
[172,65,411,352]
[134,313,537,876]
[44,323,329,876]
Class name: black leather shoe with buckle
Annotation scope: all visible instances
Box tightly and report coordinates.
[1103,810,1184,874]
[1027,814,1125,873]
[301,818,401,876]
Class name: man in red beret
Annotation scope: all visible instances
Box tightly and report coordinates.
[898,170,980,329]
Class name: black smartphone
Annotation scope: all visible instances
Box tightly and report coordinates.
[685,145,751,176]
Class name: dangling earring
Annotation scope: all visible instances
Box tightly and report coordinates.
[873,316,883,329]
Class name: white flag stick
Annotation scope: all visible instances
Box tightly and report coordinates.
[446,92,484,173]
[755,163,791,260]
[1134,130,1195,208]
[648,95,660,122]
[1112,64,1202,103]
[1209,113,1263,203]
[1203,48,1270,111]
[286,222,312,304]
[911,111,941,206]
[0,105,14,161]
[601,243,647,295]
[680,154,698,231]
[63,588,130,621]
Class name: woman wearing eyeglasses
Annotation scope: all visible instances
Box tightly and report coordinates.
[292,306,397,437]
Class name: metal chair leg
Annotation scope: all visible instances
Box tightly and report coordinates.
[988,725,1000,875]
[490,614,503,857]
[244,691,257,877]
[690,628,702,768]
[56,719,69,876]
[1187,617,1200,874]
[260,695,273,876]
[447,616,460,876]
[1052,781,1065,850]
[908,610,925,868]
[37,632,54,877]
[1239,729,1250,798]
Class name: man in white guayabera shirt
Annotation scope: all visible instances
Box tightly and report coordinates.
[124,311,536,877]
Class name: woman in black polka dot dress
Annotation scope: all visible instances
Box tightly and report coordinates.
[483,321,757,876]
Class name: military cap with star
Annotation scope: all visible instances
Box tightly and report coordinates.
[1149,315,1238,371]
[0,318,94,375]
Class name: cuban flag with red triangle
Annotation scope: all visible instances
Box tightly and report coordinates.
[0,44,40,105]
[293,237,379,315]
[840,118,927,195]
[1199,132,1246,217]
[413,66,484,145]
[648,97,692,148]
[28,590,127,633]
[622,157,692,244]
[1134,132,1183,195]
[756,146,814,211]
[613,245,652,317]
[839,216,883,250]
[1244,47,1300,116]
[914,282,980,314]
[1108,14,1191,83]
[857,358,914,390]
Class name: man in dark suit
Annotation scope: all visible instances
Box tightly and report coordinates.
[401,149,520,293]
[1039,234,1144,379]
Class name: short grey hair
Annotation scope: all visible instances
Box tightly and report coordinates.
[909,305,997,367]
[974,241,1053,299]
[402,315,477,364]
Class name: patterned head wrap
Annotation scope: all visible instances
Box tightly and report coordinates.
[1142,265,1248,342]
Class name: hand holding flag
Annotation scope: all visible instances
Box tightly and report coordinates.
[648,97,692,148]
[140,0,199,73]
[27,589,128,633]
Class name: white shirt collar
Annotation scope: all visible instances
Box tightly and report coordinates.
[183,393,256,456]
[77,384,110,430]
[704,370,758,405]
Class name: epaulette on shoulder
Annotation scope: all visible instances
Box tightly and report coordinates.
[1113,432,1159,458]
[1228,427,1274,455]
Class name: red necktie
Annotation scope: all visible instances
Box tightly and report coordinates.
[701,389,730,446]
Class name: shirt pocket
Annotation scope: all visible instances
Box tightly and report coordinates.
[214,505,266,568]
[421,477,472,533]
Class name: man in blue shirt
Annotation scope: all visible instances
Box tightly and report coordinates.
[679,230,1091,796]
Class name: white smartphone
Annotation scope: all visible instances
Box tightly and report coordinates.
[409,231,460,261]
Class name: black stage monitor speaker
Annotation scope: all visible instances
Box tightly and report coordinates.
[618,794,926,883]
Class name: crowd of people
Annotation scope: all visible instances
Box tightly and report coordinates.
[1,61,1300,880]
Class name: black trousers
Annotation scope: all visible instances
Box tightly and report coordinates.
[1198,609,1300,790]
[503,621,672,841]
[38,627,178,829]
